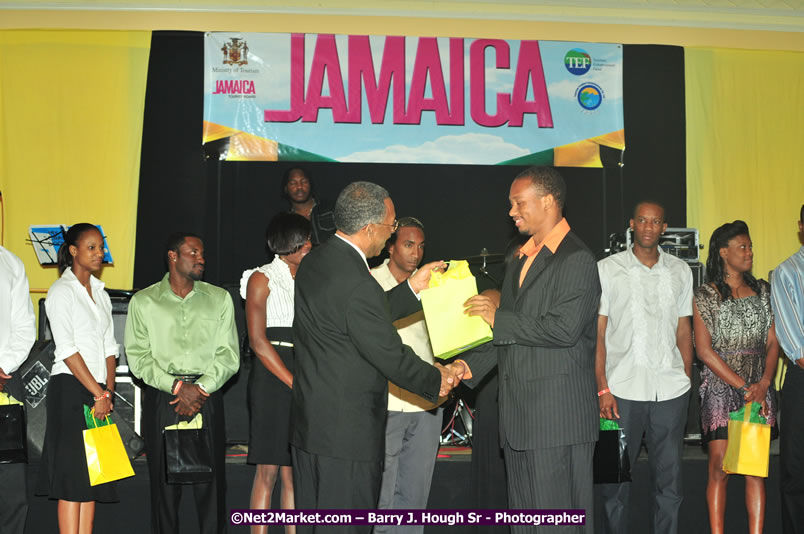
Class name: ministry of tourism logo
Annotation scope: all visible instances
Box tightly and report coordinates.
[564,49,591,75]
[575,83,604,111]
[221,38,249,66]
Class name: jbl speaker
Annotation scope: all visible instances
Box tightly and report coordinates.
[221,283,250,444]
[19,340,55,460]
[684,360,703,442]
[18,339,144,460]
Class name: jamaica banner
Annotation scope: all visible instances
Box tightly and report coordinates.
[203,32,624,166]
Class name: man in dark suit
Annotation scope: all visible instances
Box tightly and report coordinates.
[463,167,601,533]
[290,181,461,529]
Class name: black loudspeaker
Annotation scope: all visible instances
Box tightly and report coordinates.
[19,340,55,460]
[684,361,703,442]
[112,379,146,459]
[221,283,250,444]
[687,261,705,289]
[683,261,705,443]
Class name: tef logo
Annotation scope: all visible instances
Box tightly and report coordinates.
[565,49,592,75]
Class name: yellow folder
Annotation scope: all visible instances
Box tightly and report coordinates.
[420,260,493,359]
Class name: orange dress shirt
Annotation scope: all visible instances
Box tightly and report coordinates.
[518,218,571,286]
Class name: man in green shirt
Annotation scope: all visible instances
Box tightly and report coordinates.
[125,232,239,534]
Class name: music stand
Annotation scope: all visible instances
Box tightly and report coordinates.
[28,224,114,266]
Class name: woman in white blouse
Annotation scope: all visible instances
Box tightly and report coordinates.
[37,223,119,533]
[241,213,311,534]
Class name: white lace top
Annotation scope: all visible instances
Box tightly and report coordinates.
[239,258,295,328]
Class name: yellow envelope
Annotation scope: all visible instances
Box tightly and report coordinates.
[420,260,493,359]
[0,392,23,406]
[164,413,203,430]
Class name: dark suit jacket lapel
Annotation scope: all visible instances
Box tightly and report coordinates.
[506,255,525,300]
[501,256,521,303]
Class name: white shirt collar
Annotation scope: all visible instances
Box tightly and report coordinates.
[628,244,667,270]
[62,266,105,290]
[335,233,369,271]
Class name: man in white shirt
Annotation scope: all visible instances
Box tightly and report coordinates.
[596,201,694,534]
[0,245,36,534]
[371,217,442,533]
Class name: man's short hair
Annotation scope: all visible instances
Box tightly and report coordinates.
[386,216,425,250]
[334,182,390,235]
[633,200,666,220]
[514,166,566,210]
[164,232,202,264]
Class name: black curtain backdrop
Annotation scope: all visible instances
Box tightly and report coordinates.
[134,33,686,290]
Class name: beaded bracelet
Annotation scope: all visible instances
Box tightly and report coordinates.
[93,390,111,402]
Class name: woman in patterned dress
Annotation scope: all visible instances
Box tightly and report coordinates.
[241,213,311,534]
[693,220,779,534]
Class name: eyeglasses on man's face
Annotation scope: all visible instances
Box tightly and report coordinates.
[375,219,399,232]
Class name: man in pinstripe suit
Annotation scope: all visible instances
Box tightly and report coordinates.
[462,166,601,532]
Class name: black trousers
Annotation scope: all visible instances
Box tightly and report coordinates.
[143,385,227,534]
[782,363,804,534]
[0,374,27,534]
[292,446,382,534]
[505,441,595,534]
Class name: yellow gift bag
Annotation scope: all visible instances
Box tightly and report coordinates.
[83,414,135,486]
[420,260,493,359]
[722,402,771,478]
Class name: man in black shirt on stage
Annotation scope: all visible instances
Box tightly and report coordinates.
[282,166,335,245]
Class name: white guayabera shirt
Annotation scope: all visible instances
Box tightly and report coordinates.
[597,246,693,402]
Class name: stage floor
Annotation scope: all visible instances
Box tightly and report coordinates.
[22,443,781,533]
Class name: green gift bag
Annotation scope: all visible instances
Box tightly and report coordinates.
[420,260,493,359]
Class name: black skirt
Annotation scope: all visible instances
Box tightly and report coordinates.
[36,374,118,502]
[247,327,294,466]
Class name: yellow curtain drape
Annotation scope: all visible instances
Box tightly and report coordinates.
[686,47,804,281]
[0,30,151,312]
